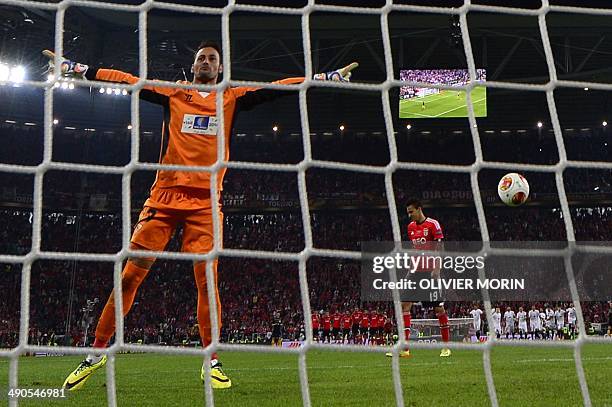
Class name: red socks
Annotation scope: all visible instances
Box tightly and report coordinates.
[402,313,412,341]
[437,312,450,342]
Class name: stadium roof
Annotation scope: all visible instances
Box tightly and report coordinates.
[13,0,612,7]
[2,0,612,130]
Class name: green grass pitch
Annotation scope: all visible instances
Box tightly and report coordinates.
[399,86,487,119]
[1,343,611,406]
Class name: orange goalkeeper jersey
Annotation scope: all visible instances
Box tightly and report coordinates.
[86,68,303,192]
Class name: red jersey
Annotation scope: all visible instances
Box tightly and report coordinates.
[360,315,369,328]
[332,314,341,329]
[311,314,320,329]
[342,314,352,329]
[370,314,379,329]
[407,217,444,246]
[384,318,393,333]
[322,316,332,331]
[377,315,386,328]
[352,311,362,325]
[407,217,444,272]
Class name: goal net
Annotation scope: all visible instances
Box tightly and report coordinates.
[411,318,475,342]
[0,0,611,406]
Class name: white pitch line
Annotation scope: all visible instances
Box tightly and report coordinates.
[226,355,612,372]
[400,91,486,118]
[433,96,487,117]
[100,355,612,374]
[230,361,457,371]
[402,111,437,118]
[514,356,612,364]
[401,90,461,105]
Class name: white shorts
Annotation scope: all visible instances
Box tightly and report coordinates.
[473,322,481,331]
[519,323,528,332]
[505,325,514,334]
[494,326,501,334]
[557,323,564,330]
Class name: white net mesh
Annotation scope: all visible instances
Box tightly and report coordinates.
[0,0,611,406]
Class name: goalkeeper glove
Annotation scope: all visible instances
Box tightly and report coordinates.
[42,50,89,79]
[313,62,358,82]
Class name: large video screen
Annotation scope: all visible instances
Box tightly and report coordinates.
[399,69,487,119]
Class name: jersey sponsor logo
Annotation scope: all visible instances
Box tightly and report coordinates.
[181,114,218,135]
[185,94,193,102]
[423,228,428,236]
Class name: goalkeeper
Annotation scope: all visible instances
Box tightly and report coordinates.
[45,41,358,391]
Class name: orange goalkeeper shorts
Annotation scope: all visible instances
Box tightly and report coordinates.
[131,186,223,253]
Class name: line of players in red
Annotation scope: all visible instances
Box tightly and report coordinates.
[311,309,395,345]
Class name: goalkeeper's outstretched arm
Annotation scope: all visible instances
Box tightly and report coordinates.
[233,62,359,111]
[43,49,358,108]
[43,50,176,105]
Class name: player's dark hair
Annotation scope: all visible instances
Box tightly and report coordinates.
[195,40,222,60]
[406,199,422,209]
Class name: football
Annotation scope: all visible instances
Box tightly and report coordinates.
[497,172,530,206]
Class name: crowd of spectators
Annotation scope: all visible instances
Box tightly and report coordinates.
[2,166,609,216]
[0,123,610,347]
[2,205,610,257]
[1,125,610,214]
[399,69,487,99]
[0,204,610,347]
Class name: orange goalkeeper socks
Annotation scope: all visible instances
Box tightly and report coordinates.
[94,261,150,345]
[193,261,221,348]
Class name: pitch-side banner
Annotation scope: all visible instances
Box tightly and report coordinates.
[281,341,304,348]
[360,241,612,302]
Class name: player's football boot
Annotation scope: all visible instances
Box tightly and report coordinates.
[62,355,107,391]
[439,348,452,357]
[201,362,232,389]
[385,350,411,358]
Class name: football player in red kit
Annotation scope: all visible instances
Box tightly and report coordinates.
[322,312,332,343]
[369,311,379,345]
[360,312,370,344]
[332,311,342,341]
[342,312,352,343]
[386,199,451,358]
[351,308,362,342]
[312,312,321,342]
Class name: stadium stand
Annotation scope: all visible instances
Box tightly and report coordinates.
[0,130,610,348]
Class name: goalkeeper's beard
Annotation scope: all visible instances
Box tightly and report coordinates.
[194,69,219,85]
